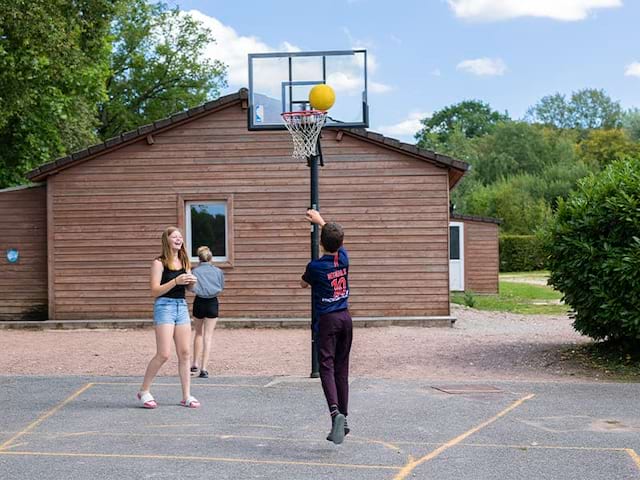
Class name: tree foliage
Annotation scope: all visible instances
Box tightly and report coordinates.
[526,88,623,130]
[99,0,227,139]
[0,0,114,187]
[0,0,228,187]
[622,108,640,142]
[415,100,509,150]
[473,122,576,184]
[577,129,640,168]
[461,176,552,234]
[545,159,640,348]
[441,91,636,236]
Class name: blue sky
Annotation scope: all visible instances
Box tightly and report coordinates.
[166,0,640,143]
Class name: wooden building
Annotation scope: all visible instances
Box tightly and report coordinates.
[0,185,48,320]
[0,89,500,323]
[449,213,500,294]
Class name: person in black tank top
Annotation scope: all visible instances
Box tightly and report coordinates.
[138,227,201,409]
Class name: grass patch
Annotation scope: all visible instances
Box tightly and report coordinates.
[500,270,550,279]
[563,342,640,381]
[452,281,568,315]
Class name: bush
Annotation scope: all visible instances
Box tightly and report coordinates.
[544,159,640,348]
[499,235,546,272]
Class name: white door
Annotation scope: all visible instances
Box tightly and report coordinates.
[449,222,464,291]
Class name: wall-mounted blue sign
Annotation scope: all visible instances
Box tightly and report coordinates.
[6,248,19,263]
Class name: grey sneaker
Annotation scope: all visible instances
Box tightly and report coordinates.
[326,416,350,442]
[198,369,209,378]
[326,413,345,445]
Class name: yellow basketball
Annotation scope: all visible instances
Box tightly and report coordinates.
[309,84,336,111]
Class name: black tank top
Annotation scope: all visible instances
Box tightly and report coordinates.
[160,266,186,299]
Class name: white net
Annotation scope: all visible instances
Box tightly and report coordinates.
[281,110,327,159]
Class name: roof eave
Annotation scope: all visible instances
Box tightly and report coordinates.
[27,89,249,182]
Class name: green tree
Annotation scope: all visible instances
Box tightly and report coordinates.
[545,159,640,348]
[577,129,640,168]
[526,88,623,130]
[100,0,227,139]
[463,177,552,234]
[415,100,509,150]
[474,122,576,185]
[622,108,640,142]
[0,0,114,187]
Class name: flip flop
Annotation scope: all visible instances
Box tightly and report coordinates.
[137,391,157,409]
[180,396,201,408]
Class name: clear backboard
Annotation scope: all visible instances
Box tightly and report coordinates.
[247,49,369,130]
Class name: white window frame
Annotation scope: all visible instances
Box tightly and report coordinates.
[185,201,229,263]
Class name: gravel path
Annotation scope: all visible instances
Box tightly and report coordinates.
[0,306,599,382]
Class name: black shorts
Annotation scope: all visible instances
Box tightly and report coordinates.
[193,296,219,319]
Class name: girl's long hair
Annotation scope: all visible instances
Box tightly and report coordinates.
[159,226,191,271]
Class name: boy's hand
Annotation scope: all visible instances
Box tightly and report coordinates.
[305,209,326,226]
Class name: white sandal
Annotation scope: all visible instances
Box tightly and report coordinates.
[137,391,157,409]
[180,395,201,408]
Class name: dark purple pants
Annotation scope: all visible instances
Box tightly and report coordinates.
[317,309,353,415]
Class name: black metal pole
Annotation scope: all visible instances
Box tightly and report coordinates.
[309,141,321,378]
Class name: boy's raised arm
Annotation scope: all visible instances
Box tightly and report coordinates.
[305,209,326,227]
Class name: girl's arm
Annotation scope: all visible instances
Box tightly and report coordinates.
[150,259,190,297]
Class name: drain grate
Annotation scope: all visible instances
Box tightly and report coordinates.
[432,385,504,394]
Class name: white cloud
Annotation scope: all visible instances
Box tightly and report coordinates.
[457,57,507,76]
[447,0,622,22]
[377,112,429,138]
[624,61,640,77]
[189,10,392,96]
[431,68,442,77]
[187,10,297,89]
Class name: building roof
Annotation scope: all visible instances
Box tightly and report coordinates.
[451,212,502,225]
[27,88,469,187]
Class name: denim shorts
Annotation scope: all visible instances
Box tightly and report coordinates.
[153,297,190,326]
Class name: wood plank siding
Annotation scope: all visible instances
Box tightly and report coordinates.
[46,102,452,320]
[0,185,48,320]
[462,219,499,294]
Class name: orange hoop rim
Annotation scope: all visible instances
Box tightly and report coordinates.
[281,110,327,119]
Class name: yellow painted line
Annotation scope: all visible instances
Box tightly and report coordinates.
[626,449,640,470]
[0,450,400,471]
[1,429,403,451]
[92,382,263,388]
[460,442,634,452]
[393,393,535,480]
[1,442,28,450]
[350,435,403,452]
[0,383,94,451]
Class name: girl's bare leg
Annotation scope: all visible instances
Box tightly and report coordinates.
[174,323,193,401]
[141,324,174,392]
[191,318,204,370]
[201,317,218,371]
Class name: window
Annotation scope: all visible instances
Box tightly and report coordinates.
[449,225,460,260]
[185,201,228,262]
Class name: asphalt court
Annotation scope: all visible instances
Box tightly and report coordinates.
[0,376,639,479]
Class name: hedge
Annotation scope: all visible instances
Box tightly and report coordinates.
[499,234,546,272]
[545,158,640,347]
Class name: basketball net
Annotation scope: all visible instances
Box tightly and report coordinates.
[281,110,327,159]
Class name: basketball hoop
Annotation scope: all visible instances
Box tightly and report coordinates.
[281,110,327,159]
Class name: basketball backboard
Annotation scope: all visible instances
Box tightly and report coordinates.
[247,49,368,130]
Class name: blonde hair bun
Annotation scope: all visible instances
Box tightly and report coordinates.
[196,246,213,262]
